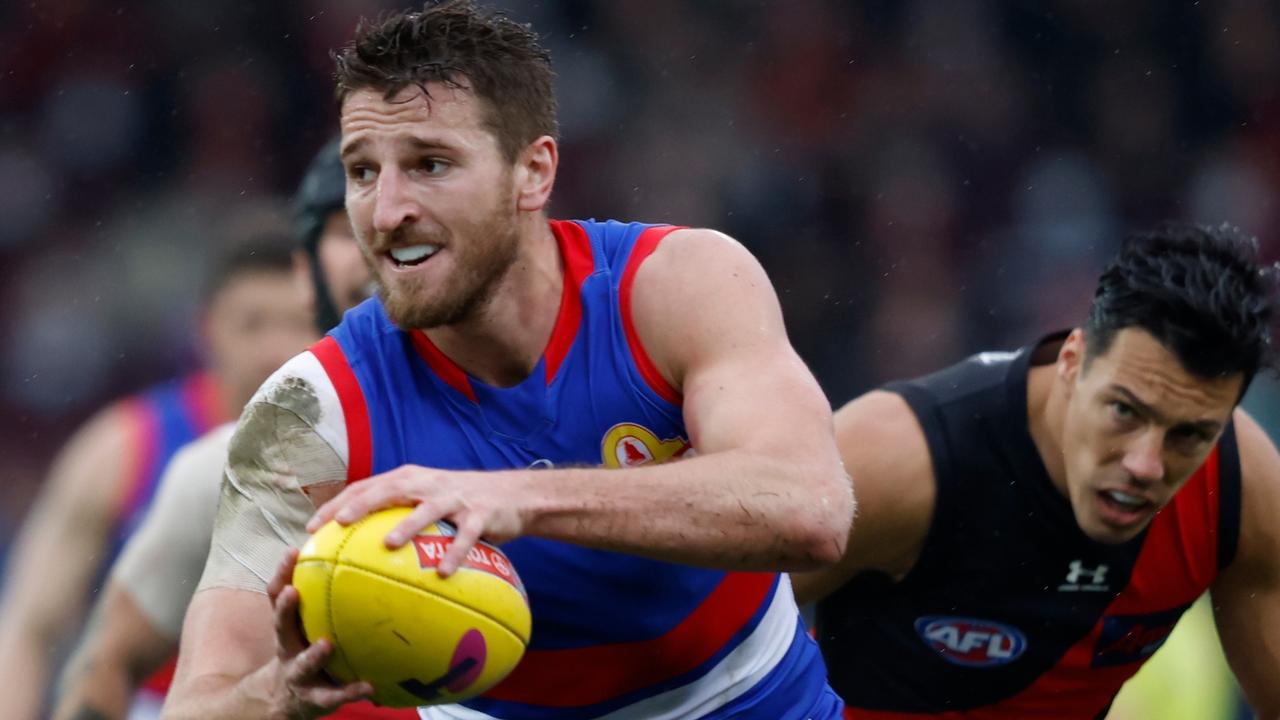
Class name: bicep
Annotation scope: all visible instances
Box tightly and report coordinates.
[631,229,835,460]
[1212,410,1280,714]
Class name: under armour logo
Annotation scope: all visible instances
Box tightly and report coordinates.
[1059,560,1110,591]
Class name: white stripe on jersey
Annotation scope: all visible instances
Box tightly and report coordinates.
[419,574,800,720]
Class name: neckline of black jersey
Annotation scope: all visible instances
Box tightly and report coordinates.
[1004,330,1148,551]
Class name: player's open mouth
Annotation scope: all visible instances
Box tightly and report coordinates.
[1096,489,1152,527]
[387,243,440,268]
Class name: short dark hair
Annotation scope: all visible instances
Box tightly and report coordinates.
[1084,222,1279,395]
[333,0,558,162]
[203,231,297,304]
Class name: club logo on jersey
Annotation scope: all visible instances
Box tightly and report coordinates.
[915,616,1028,667]
[1091,605,1189,667]
[601,423,692,468]
[1058,559,1110,591]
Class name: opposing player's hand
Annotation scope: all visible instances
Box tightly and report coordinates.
[266,548,373,718]
[306,465,525,577]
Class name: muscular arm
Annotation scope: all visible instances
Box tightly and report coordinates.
[163,393,367,719]
[317,229,853,572]
[1212,409,1280,718]
[0,405,134,720]
[791,390,936,604]
[55,425,234,720]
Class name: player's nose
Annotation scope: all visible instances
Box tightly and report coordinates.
[1120,430,1165,485]
[372,167,419,235]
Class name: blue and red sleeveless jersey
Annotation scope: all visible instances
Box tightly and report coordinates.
[311,219,839,719]
[816,332,1242,719]
[111,371,225,557]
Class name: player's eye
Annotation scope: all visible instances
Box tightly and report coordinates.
[1109,400,1137,423]
[348,165,376,184]
[420,158,449,175]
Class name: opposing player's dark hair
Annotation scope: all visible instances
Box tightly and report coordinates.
[202,231,297,304]
[1084,221,1279,394]
[333,0,557,162]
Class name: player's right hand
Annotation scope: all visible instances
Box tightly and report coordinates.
[266,548,373,719]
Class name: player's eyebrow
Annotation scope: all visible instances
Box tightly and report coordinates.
[340,135,455,159]
[340,137,365,160]
[1111,385,1223,435]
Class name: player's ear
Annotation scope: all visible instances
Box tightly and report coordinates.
[514,135,557,212]
[1058,328,1086,385]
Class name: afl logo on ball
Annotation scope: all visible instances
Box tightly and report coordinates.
[915,616,1028,667]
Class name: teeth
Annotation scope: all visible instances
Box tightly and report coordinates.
[389,244,439,264]
[1106,490,1145,508]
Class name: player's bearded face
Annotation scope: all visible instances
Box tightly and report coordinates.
[1059,328,1239,544]
[362,181,518,329]
[340,85,523,330]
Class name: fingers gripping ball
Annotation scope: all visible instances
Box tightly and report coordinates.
[293,507,531,707]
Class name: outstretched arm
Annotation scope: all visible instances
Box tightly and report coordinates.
[311,228,854,574]
[1212,410,1280,718]
[0,405,133,720]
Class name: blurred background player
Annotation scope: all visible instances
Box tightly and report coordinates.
[48,138,411,720]
[0,225,315,720]
[794,223,1280,718]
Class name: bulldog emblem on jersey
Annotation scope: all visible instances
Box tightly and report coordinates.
[601,423,692,468]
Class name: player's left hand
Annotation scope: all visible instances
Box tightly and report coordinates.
[306,465,525,577]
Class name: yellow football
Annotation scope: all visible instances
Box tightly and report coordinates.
[293,507,531,708]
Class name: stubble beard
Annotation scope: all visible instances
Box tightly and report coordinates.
[372,201,520,330]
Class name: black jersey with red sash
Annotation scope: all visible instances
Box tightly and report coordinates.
[816,332,1241,719]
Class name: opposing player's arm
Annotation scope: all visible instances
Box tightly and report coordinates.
[56,425,233,720]
[0,404,135,720]
[163,387,369,720]
[1212,409,1280,718]
[791,390,936,605]
[313,228,853,573]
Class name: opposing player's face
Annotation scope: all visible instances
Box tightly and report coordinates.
[316,210,375,315]
[340,85,520,329]
[205,270,316,410]
[1058,328,1240,544]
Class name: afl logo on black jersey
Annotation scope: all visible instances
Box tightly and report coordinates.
[914,616,1028,667]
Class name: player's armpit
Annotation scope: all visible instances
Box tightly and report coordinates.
[791,390,936,605]
[1212,409,1280,719]
[199,398,346,594]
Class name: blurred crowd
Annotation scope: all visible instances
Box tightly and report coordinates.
[2,0,1279,551]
